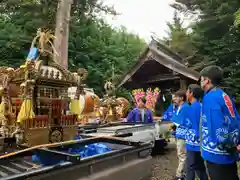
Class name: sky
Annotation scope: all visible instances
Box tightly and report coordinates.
[103,0,176,42]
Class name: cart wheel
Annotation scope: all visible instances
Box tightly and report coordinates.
[49,128,63,143]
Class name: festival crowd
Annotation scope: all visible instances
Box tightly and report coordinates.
[126,65,240,180]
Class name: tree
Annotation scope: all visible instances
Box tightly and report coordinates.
[164,11,192,57]
[171,0,240,101]
[0,0,146,96]
[163,11,202,69]
[0,18,30,67]
[235,8,240,26]
[68,19,146,94]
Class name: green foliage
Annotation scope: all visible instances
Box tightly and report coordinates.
[169,0,240,102]
[163,12,194,61]
[163,11,203,70]
[68,20,146,94]
[0,18,29,67]
[235,8,240,26]
[0,0,146,96]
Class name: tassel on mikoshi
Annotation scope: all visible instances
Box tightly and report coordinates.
[96,111,100,117]
[0,101,4,114]
[108,108,113,116]
[17,99,35,123]
[70,99,81,115]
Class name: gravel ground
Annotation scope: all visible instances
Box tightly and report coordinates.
[150,122,177,180]
[150,143,240,180]
[151,143,178,180]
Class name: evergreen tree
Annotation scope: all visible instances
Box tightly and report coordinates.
[172,0,240,101]
[163,11,202,69]
[0,0,146,96]
[235,8,240,26]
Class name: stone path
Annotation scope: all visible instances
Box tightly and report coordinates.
[151,143,178,180]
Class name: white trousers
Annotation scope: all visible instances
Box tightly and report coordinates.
[176,138,187,178]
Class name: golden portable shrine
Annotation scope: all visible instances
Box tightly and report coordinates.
[67,69,130,124]
[96,80,130,122]
[76,80,130,124]
[0,29,88,146]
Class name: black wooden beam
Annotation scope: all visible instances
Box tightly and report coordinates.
[135,74,180,84]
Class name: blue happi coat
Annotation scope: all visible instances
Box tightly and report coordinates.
[162,104,177,121]
[201,87,240,164]
[126,108,153,123]
[172,103,190,139]
[185,100,201,151]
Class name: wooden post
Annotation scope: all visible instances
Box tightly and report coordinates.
[54,0,73,69]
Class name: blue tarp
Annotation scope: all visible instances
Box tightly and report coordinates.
[67,143,112,158]
[32,140,112,166]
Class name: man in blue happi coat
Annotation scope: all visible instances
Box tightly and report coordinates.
[185,84,208,180]
[171,90,190,180]
[126,97,153,123]
[162,94,178,121]
[200,65,240,180]
[161,94,178,141]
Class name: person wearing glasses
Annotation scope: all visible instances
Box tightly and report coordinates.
[200,65,240,180]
